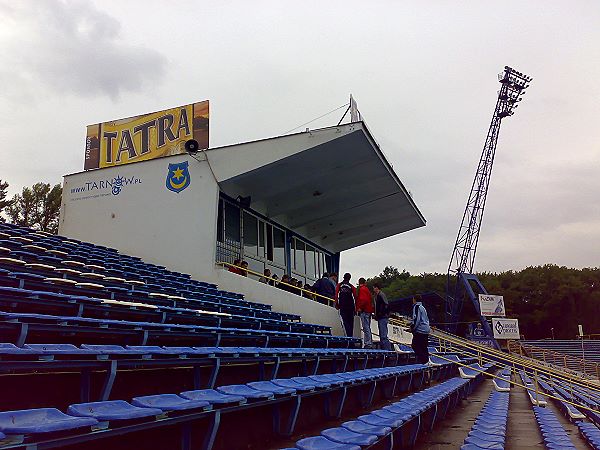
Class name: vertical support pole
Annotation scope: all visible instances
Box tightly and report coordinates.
[16,323,28,347]
[208,358,220,389]
[100,360,118,401]
[193,364,202,390]
[181,423,192,450]
[533,369,539,405]
[202,411,221,450]
[80,369,91,402]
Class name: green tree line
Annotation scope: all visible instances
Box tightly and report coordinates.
[0,179,62,234]
[368,265,600,340]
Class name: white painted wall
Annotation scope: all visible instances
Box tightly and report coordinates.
[60,153,220,280]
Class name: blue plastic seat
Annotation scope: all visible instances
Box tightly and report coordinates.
[0,343,40,354]
[341,420,391,437]
[247,381,295,396]
[131,394,210,411]
[271,378,317,392]
[67,400,162,421]
[295,436,360,450]
[217,384,274,400]
[321,427,378,446]
[0,408,98,434]
[80,344,146,355]
[179,389,246,405]
[358,412,405,428]
[292,376,330,389]
[24,344,96,355]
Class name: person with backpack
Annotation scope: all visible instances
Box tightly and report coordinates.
[373,283,391,350]
[335,273,357,337]
[356,278,374,348]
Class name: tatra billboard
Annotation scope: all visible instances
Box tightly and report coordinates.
[84,101,209,170]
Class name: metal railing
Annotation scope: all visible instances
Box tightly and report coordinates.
[216,261,336,307]
[513,341,600,380]
[389,315,600,394]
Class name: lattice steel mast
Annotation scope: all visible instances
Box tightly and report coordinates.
[446,66,532,332]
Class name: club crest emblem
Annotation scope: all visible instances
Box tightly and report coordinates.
[166,161,191,193]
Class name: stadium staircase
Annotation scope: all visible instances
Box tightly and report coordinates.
[0,222,599,449]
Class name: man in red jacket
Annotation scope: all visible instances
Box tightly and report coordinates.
[356,278,374,348]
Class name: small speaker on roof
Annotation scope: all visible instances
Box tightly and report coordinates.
[185,139,200,154]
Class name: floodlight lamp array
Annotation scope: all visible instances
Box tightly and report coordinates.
[497,66,532,118]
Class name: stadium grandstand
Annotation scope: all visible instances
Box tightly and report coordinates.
[0,110,599,450]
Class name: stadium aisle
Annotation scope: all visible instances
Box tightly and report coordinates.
[412,378,494,449]
[505,385,545,449]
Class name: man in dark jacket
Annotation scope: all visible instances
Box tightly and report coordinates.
[313,272,335,304]
[373,283,391,350]
[335,273,357,337]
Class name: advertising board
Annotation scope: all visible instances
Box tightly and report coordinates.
[492,318,520,339]
[478,294,506,317]
[85,100,209,170]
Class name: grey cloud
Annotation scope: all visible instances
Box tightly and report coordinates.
[0,0,167,101]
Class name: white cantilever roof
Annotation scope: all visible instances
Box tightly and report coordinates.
[207,121,425,252]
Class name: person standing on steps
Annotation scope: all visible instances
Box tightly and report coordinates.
[410,294,431,364]
[335,273,357,337]
[373,283,391,350]
[356,278,374,348]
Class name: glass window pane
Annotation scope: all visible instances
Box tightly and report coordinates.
[243,212,258,256]
[325,254,332,273]
[273,227,285,266]
[258,221,265,258]
[246,258,264,279]
[294,239,305,273]
[224,202,240,242]
[319,252,325,276]
[306,245,316,279]
[266,224,274,261]
[267,264,283,279]
[217,199,224,243]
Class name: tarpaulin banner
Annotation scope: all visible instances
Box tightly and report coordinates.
[492,318,520,339]
[478,294,506,317]
[84,100,209,170]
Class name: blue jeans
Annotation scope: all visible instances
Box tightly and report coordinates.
[378,317,391,350]
[359,312,372,347]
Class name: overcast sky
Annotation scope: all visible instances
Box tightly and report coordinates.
[1,0,599,278]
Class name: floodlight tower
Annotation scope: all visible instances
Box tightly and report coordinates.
[446,66,532,338]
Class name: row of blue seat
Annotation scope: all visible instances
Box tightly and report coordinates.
[518,370,547,406]
[546,378,600,426]
[458,362,496,379]
[0,364,432,448]
[0,277,297,323]
[0,284,323,335]
[493,367,512,392]
[0,228,219,292]
[577,421,600,449]
[0,224,266,310]
[461,390,509,450]
[0,310,358,348]
[532,405,576,449]
[0,265,279,318]
[538,379,586,420]
[283,376,471,450]
[0,343,397,359]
